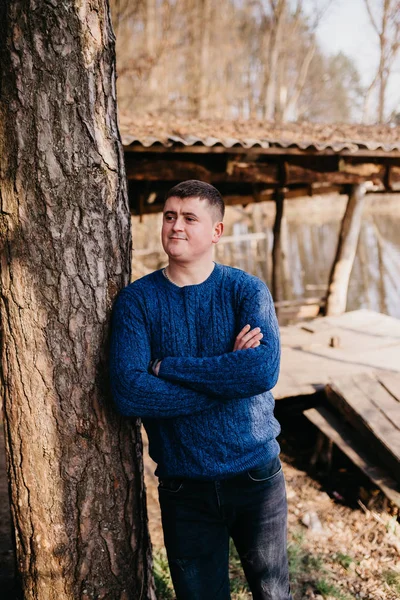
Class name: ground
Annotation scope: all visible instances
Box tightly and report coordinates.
[1,417,399,599]
[143,413,400,600]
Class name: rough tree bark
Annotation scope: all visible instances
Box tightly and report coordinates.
[0,1,155,598]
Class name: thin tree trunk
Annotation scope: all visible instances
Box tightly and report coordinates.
[146,0,158,100]
[261,0,287,120]
[282,42,316,121]
[272,190,285,316]
[0,1,155,598]
[198,0,211,118]
[324,184,366,317]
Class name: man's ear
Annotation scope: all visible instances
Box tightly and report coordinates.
[212,221,224,243]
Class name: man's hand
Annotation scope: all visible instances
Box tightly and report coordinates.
[233,324,263,351]
[152,325,262,375]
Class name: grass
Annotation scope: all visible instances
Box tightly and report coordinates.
[152,542,252,600]
[382,569,400,595]
[287,528,356,600]
[152,532,356,599]
[152,548,174,600]
[332,552,355,570]
[315,578,353,600]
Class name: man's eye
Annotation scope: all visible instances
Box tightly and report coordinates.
[186,217,195,222]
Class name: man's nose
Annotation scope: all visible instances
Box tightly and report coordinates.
[172,217,185,231]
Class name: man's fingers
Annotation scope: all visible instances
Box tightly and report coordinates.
[237,324,251,338]
[240,332,263,349]
[233,324,251,350]
[234,327,263,350]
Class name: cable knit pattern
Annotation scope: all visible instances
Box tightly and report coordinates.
[109,262,281,479]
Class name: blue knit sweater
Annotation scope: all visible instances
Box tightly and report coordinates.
[109,262,281,480]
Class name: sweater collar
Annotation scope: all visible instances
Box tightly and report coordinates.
[157,262,222,292]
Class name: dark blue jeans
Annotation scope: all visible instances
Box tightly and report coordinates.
[158,456,293,599]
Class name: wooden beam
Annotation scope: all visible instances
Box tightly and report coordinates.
[125,157,212,182]
[326,376,400,482]
[225,160,278,183]
[384,165,393,191]
[274,296,326,308]
[125,156,396,187]
[304,406,400,508]
[392,166,400,183]
[286,163,386,185]
[272,189,285,311]
[324,183,366,317]
[125,157,279,183]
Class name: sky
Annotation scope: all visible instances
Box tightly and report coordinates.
[312,0,400,119]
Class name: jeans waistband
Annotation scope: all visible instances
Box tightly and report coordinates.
[159,455,281,487]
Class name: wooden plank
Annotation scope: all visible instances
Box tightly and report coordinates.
[326,377,400,482]
[353,374,400,430]
[286,163,386,185]
[125,156,279,184]
[274,296,325,308]
[379,372,400,403]
[274,310,400,401]
[304,406,400,508]
[328,378,400,452]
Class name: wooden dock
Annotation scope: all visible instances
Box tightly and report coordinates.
[274,309,400,400]
[274,309,400,507]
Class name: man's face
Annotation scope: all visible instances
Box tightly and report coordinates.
[161,196,223,263]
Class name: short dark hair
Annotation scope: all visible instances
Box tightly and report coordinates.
[164,180,225,221]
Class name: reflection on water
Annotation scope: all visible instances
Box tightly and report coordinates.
[213,197,400,319]
[285,214,400,318]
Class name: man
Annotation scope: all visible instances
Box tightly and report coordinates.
[110,180,292,599]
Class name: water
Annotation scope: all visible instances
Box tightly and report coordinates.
[213,195,400,319]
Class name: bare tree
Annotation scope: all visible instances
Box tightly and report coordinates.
[0,1,155,598]
[110,0,359,123]
[258,0,335,121]
[260,0,287,120]
[363,0,400,123]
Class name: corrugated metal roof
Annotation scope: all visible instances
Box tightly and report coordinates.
[119,115,400,153]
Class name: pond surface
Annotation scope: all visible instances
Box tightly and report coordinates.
[213,195,400,319]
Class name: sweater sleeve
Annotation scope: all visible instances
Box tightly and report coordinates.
[109,289,220,419]
[158,279,280,399]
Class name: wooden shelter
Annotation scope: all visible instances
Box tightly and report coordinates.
[120,117,400,505]
[120,115,400,316]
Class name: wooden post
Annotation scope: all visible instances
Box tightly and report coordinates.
[272,189,285,316]
[325,183,366,316]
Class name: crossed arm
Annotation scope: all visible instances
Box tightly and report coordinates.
[151,283,280,401]
[109,282,280,419]
[152,324,262,374]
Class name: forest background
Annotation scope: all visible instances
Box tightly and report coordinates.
[110,0,400,125]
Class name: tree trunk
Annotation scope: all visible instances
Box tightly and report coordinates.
[272,190,285,317]
[0,2,155,599]
[198,0,212,119]
[263,0,286,120]
[324,184,366,317]
[146,0,158,102]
